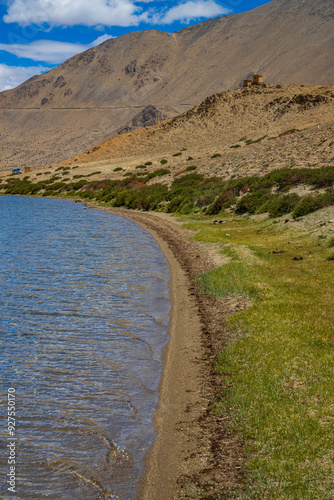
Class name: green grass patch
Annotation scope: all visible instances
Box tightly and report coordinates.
[183,215,334,498]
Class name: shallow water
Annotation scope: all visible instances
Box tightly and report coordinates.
[0,196,170,499]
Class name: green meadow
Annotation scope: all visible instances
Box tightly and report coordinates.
[183,213,334,498]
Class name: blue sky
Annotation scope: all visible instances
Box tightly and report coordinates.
[0,0,271,92]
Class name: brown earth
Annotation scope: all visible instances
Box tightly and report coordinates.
[41,84,333,184]
[0,0,333,171]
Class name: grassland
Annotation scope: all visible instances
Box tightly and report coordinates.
[183,212,334,498]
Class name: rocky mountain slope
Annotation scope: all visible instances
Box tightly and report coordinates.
[57,84,334,174]
[0,0,333,171]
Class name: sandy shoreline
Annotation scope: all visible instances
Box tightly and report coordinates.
[87,205,246,498]
[90,206,205,498]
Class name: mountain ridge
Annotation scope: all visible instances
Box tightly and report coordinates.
[0,0,333,171]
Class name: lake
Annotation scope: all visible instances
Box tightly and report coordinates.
[0,196,170,499]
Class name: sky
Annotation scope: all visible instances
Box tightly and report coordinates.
[0,0,271,92]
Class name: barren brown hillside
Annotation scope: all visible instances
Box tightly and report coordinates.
[56,84,334,176]
[0,0,333,171]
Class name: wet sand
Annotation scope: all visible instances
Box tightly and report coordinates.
[87,205,246,499]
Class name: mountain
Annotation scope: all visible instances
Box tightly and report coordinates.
[0,0,333,172]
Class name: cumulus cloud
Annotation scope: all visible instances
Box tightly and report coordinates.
[157,0,230,24]
[0,35,114,64]
[3,0,228,27]
[0,63,49,92]
[3,0,143,27]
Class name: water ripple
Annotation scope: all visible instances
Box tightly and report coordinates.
[0,196,170,499]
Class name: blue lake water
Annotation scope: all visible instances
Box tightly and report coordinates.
[0,196,171,499]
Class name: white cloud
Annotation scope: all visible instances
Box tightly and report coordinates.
[157,0,230,24]
[0,35,114,64]
[3,0,143,27]
[90,34,114,46]
[0,63,49,92]
[3,0,228,27]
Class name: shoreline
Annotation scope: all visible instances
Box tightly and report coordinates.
[87,205,246,498]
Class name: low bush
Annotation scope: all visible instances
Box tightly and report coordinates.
[292,191,334,218]
[206,189,237,215]
[143,168,170,182]
[264,193,300,217]
[235,189,272,215]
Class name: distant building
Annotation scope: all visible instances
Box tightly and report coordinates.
[253,74,264,85]
[243,79,252,88]
[243,74,265,88]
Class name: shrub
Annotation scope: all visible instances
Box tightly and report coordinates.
[143,169,170,182]
[172,152,182,157]
[206,189,237,215]
[160,159,168,165]
[166,195,186,213]
[196,193,217,209]
[265,194,300,217]
[71,180,88,191]
[292,191,334,218]
[235,189,271,215]
[145,161,152,165]
[87,171,101,176]
[135,165,146,169]
[211,153,221,158]
[114,167,123,172]
[185,165,197,172]
[43,189,55,197]
[245,135,267,145]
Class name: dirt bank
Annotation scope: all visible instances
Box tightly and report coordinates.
[87,205,246,499]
